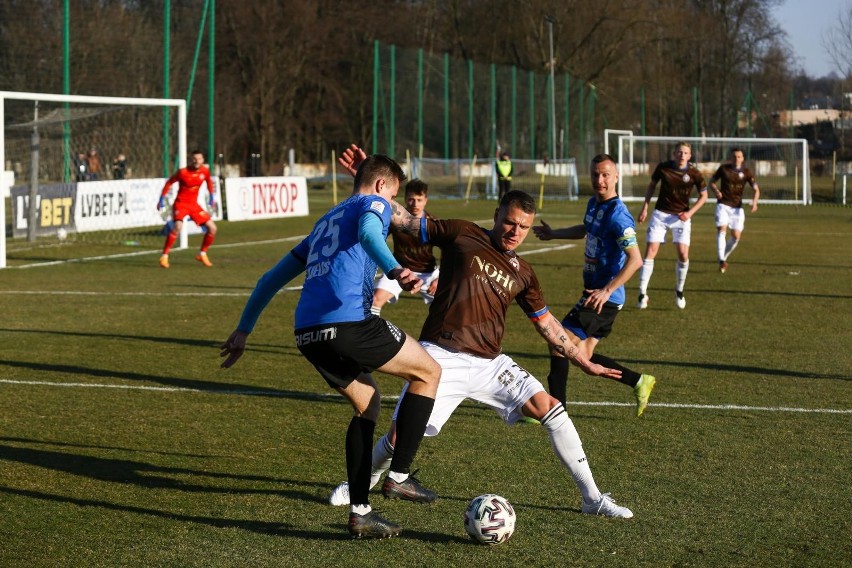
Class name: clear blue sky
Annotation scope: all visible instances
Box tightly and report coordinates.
[775,0,849,77]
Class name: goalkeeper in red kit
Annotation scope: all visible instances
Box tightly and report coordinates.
[157,149,218,268]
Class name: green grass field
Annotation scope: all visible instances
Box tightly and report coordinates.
[1,193,850,567]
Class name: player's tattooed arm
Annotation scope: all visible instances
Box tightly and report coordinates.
[389,200,420,236]
[534,314,578,359]
[532,313,621,379]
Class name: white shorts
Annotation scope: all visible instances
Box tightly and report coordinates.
[375,268,439,304]
[646,209,691,245]
[392,342,545,436]
[715,203,745,232]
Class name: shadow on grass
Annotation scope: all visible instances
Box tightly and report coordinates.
[0,358,351,400]
[0,486,320,538]
[0,327,298,356]
[502,350,850,382]
[0,441,334,501]
[0,441,461,542]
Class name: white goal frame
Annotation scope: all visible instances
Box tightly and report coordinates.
[614,134,810,205]
[1,91,187,268]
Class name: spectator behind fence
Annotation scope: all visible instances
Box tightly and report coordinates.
[87,148,103,180]
[113,153,128,180]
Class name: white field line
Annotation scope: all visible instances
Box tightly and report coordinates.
[0,378,849,414]
[8,235,309,269]
[0,288,304,296]
[7,229,572,270]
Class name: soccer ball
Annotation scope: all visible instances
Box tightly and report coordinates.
[464,493,516,545]
[56,227,67,241]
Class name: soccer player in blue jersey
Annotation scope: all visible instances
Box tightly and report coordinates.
[219,154,441,539]
[534,154,656,416]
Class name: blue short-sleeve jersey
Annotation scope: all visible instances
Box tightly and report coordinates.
[293,193,392,328]
[582,196,638,306]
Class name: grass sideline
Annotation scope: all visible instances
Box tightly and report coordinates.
[1,193,850,567]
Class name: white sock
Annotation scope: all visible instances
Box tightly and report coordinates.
[717,231,727,261]
[350,504,371,515]
[540,404,601,503]
[369,434,394,489]
[387,470,408,483]
[638,259,654,295]
[370,306,381,316]
[724,237,739,260]
[675,260,689,293]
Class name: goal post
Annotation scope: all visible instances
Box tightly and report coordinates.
[613,134,810,205]
[1,91,188,268]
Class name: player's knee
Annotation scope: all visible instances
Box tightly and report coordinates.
[406,359,441,389]
[420,359,441,384]
[355,392,381,422]
[523,392,560,420]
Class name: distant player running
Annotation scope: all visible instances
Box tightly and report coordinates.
[708,148,760,273]
[157,149,217,268]
[636,141,707,309]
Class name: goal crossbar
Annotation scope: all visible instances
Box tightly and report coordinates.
[615,134,810,205]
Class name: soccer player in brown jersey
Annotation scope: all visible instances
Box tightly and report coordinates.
[708,148,760,273]
[636,141,708,309]
[329,145,634,518]
[371,179,440,315]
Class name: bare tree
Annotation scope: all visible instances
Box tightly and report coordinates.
[823,4,852,78]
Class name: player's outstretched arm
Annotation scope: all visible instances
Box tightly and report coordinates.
[533,220,585,241]
[532,312,621,379]
[220,251,306,369]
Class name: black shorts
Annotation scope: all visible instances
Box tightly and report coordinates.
[295,316,407,389]
[560,297,621,340]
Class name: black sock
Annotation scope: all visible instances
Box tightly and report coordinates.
[389,392,434,475]
[590,353,642,387]
[345,416,375,505]
[547,355,569,407]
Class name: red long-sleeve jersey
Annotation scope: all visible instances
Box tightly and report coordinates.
[161,165,213,204]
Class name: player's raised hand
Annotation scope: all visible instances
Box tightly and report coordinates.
[533,219,554,240]
[338,144,367,177]
[220,330,248,368]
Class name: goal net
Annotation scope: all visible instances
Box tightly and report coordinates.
[410,157,579,203]
[613,134,810,205]
[1,91,191,268]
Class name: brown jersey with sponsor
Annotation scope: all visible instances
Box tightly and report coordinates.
[419,218,547,359]
[710,164,755,208]
[389,211,438,272]
[651,160,707,214]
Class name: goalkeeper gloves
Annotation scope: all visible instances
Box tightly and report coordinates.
[157,196,166,210]
[208,196,216,208]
